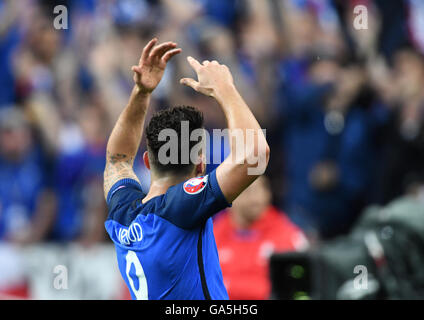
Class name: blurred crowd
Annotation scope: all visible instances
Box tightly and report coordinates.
[1,0,424,263]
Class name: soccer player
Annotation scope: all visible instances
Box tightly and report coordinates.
[103,38,270,300]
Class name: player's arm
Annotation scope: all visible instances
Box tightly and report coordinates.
[180,58,270,203]
[104,38,182,199]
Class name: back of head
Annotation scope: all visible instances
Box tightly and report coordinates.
[146,106,204,177]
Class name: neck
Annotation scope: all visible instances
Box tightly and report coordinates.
[142,172,194,203]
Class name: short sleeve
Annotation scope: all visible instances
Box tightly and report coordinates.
[106,178,145,226]
[159,169,231,229]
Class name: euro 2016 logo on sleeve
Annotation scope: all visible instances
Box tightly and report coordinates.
[183,175,208,195]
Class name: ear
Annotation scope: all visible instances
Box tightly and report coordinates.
[143,151,151,170]
[195,156,206,176]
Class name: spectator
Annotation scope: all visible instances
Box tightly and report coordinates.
[214,176,308,300]
[374,48,424,203]
[50,105,108,243]
[277,54,381,239]
[0,107,56,243]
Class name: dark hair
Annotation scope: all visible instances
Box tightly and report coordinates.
[146,106,204,175]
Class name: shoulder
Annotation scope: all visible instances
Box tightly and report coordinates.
[106,179,146,227]
[158,170,231,230]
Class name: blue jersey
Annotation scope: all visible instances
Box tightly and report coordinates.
[105,169,230,300]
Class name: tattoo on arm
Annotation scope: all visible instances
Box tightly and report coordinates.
[103,151,140,199]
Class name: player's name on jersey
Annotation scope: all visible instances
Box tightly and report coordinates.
[117,222,143,245]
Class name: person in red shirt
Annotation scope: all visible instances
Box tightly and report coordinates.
[213,176,308,300]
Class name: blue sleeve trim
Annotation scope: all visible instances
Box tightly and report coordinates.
[208,169,232,208]
[106,178,143,205]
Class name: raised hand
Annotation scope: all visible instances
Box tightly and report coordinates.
[132,38,182,94]
[180,57,235,100]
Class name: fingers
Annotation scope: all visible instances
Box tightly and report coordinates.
[180,78,199,91]
[150,41,177,60]
[187,56,202,72]
[190,58,220,69]
[162,48,182,63]
[131,66,141,74]
[141,38,158,63]
[203,60,219,65]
